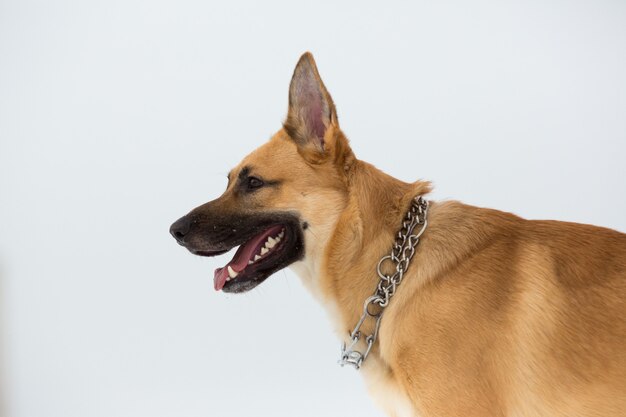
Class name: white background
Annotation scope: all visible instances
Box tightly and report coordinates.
[1,1,625,416]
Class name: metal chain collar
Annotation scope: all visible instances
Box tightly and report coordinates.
[339,196,429,370]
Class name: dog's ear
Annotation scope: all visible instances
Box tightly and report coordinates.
[284,52,339,158]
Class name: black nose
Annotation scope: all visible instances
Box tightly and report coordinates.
[170,216,191,243]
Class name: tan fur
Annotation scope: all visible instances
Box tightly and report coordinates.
[212,53,626,416]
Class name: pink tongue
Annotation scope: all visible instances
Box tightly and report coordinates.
[213,226,283,291]
[213,267,229,291]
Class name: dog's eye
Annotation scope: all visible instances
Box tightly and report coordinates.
[247,176,264,190]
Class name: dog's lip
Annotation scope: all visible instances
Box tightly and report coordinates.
[192,249,230,257]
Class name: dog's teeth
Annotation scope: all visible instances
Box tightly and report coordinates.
[261,247,269,255]
[275,236,281,243]
[226,277,230,281]
[254,254,262,261]
[267,236,277,248]
[227,266,238,279]
[248,260,254,265]
[278,231,285,238]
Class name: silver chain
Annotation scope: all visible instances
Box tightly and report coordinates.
[339,196,429,370]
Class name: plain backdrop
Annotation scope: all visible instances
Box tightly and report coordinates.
[1,1,625,416]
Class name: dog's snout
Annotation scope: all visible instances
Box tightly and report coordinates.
[170,216,191,243]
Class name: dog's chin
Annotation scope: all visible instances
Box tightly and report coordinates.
[190,218,305,294]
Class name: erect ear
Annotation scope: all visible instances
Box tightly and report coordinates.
[284,52,338,154]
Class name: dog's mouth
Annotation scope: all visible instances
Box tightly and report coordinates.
[211,224,287,291]
[186,218,303,293]
[171,210,305,293]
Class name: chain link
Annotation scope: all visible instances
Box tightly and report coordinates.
[339,196,429,369]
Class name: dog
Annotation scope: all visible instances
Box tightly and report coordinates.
[170,52,626,417]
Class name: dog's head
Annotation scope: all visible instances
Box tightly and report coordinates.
[170,53,355,293]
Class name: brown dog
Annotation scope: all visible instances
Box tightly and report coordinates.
[170,53,626,417]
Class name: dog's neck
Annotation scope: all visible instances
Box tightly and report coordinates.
[291,159,432,342]
[348,160,431,237]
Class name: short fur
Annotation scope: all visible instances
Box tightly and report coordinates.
[172,53,626,417]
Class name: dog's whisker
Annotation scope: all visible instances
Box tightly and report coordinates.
[305,225,320,240]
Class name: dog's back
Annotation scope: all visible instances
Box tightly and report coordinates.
[382,201,626,416]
